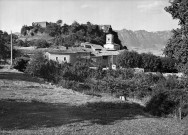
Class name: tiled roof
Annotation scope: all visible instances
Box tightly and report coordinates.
[81,42,104,50]
[92,50,120,57]
[47,47,91,55]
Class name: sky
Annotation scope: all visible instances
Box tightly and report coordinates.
[0,0,180,33]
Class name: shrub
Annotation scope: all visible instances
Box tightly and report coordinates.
[34,39,50,48]
[160,57,178,73]
[119,68,135,79]
[117,50,142,68]
[71,61,91,82]
[25,40,35,47]
[13,56,30,72]
[145,91,177,116]
[25,52,46,76]
[140,53,161,72]
[58,79,79,90]
[16,40,28,47]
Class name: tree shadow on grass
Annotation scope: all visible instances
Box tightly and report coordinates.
[0,99,151,130]
[0,72,43,83]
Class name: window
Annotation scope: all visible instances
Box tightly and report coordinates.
[64,57,66,61]
[103,56,108,59]
[56,57,58,61]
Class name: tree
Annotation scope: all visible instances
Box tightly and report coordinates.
[56,19,63,26]
[160,57,178,73]
[25,52,46,76]
[21,25,30,36]
[140,53,161,72]
[0,30,18,61]
[61,23,69,35]
[117,50,142,68]
[45,22,61,37]
[164,0,188,74]
[13,56,30,72]
[33,39,50,48]
[71,61,90,82]
[0,31,9,61]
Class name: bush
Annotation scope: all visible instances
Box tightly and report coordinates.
[145,91,177,116]
[16,40,28,47]
[58,79,79,90]
[25,40,35,47]
[13,57,30,72]
[34,39,50,48]
[71,61,91,82]
[160,57,178,73]
[25,52,46,76]
[25,52,61,82]
[140,53,161,72]
[117,50,142,68]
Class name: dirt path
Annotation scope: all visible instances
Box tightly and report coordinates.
[0,69,186,135]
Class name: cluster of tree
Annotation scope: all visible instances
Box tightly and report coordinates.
[16,39,50,48]
[164,0,188,74]
[53,21,122,47]
[20,20,122,48]
[0,30,20,62]
[24,52,91,83]
[21,24,45,36]
[117,50,178,73]
[19,52,187,119]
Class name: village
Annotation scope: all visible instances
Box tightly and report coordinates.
[0,0,188,135]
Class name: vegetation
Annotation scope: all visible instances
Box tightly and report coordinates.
[117,51,141,68]
[0,30,20,62]
[117,50,177,73]
[0,71,184,134]
[13,56,30,72]
[164,0,188,75]
[33,39,50,48]
[20,20,123,48]
[24,52,188,120]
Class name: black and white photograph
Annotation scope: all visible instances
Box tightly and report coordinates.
[0,0,188,134]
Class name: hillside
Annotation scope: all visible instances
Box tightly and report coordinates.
[117,29,172,55]
[19,33,55,43]
[0,68,186,135]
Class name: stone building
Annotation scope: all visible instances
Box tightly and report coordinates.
[32,22,49,28]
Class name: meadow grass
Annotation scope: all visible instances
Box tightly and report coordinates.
[0,69,186,135]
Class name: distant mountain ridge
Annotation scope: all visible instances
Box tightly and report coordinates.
[117,29,172,50]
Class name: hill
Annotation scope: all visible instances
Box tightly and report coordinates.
[0,68,186,135]
[117,29,172,56]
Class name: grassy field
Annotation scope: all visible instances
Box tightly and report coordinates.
[0,68,186,135]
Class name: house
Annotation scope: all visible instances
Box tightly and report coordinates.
[90,50,120,67]
[32,22,49,28]
[45,33,122,68]
[81,42,104,52]
[45,48,90,64]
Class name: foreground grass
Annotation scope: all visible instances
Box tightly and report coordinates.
[0,69,186,135]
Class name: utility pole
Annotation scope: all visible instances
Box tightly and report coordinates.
[10,31,13,66]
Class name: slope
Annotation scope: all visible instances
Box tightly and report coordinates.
[0,68,186,135]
